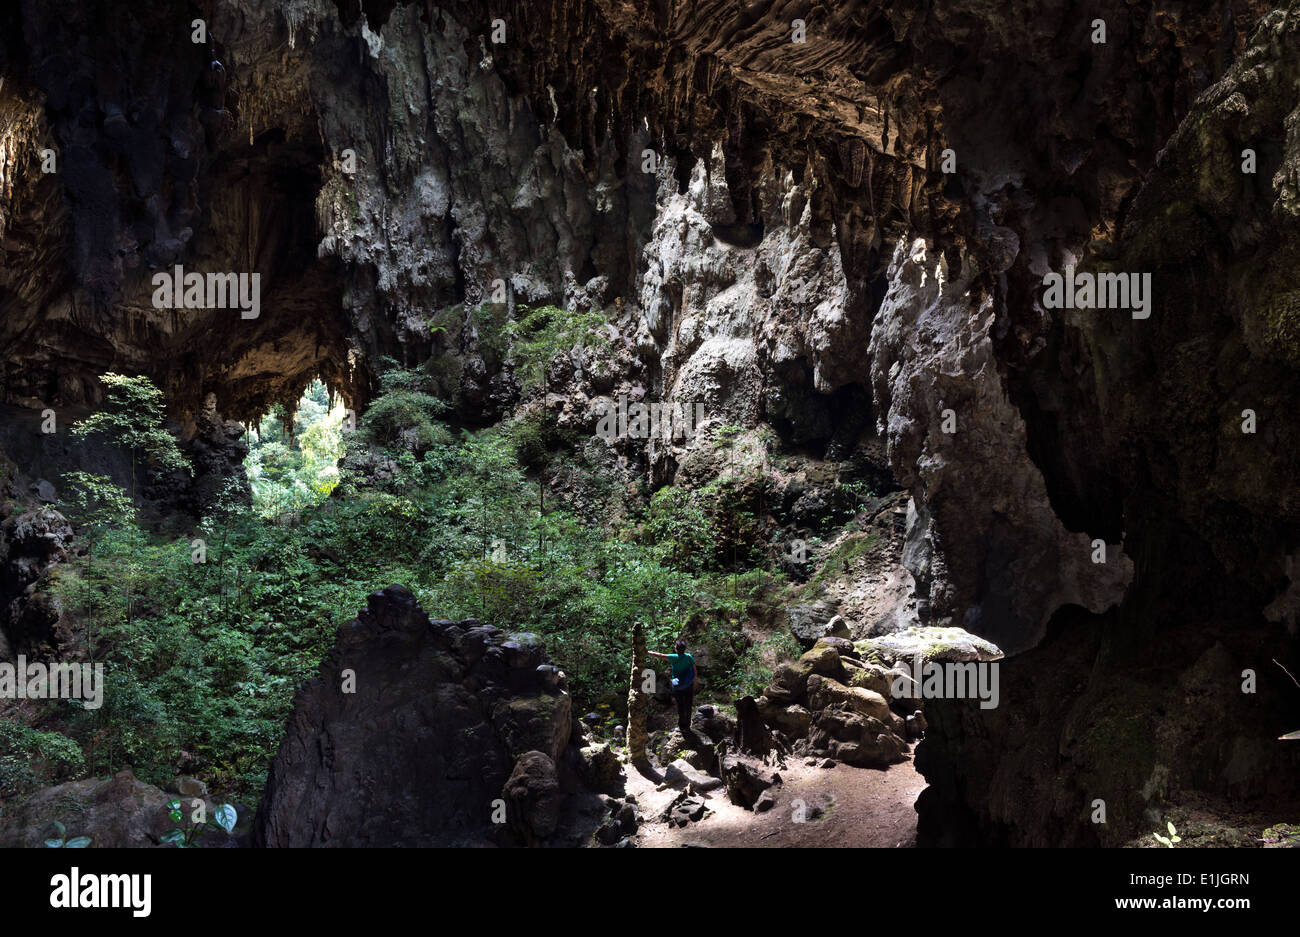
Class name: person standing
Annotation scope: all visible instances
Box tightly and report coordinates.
[649,639,696,733]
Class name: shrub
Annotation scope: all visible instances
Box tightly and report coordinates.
[0,722,86,795]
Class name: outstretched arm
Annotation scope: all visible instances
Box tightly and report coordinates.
[648,651,668,659]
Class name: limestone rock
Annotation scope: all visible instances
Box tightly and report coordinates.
[787,600,845,645]
[663,758,723,793]
[806,674,897,728]
[764,644,843,703]
[855,627,1004,667]
[807,708,907,769]
[754,697,813,738]
[0,770,242,848]
[720,754,782,811]
[578,742,623,794]
[254,585,594,847]
[504,751,562,845]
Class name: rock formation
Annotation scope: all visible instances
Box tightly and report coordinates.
[750,637,911,769]
[625,620,649,771]
[3,0,1299,847]
[254,585,601,847]
[0,768,245,849]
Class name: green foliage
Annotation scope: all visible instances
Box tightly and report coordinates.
[31,361,819,798]
[43,821,91,849]
[472,303,511,362]
[59,472,135,540]
[807,531,880,590]
[162,799,237,848]
[1261,823,1300,847]
[71,374,190,501]
[644,478,767,573]
[49,490,345,791]
[645,486,715,572]
[68,421,603,771]
[0,722,86,796]
[358,368,450,454]
[729,629,801,698]
[503,304,610,391]
[245,379,349,518]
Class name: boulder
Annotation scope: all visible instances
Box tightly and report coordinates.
[691,705,736,744]
[614,802,639,834]
[720,754,782,810]
[754,696,813,738]
[596,818,623,844]
[663,758,724,792]
[534,664,563,690]
[806,674,897,727]
[254,586,597,847]
[823,615,853,640]
[167,776,208,799]
[490,690,573,763]
[854,626,1003,666]
[504,751,562,845]
[502,632,546,669]
[578,742,623,793]
[815,636,855,655]
[807,708,907,768]
[788,600,845,645]
[0,770,244,848]
[652,727,715,772]
[845,662,894,697]
[764,644,843,702]
[733,695,779,757]
[905,711,927,740]
[665,793,710,827]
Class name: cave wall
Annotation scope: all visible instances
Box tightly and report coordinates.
[2,0,1299,845]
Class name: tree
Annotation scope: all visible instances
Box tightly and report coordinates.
[71,374,191,504]
[57,471,137,659]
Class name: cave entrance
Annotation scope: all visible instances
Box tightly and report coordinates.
[243,378,349,521]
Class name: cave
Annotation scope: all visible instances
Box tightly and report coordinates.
[0,0,1298,891]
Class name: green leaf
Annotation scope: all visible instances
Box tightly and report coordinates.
[212,804,237,834]
[44,838,64,849]
[160,830,186,845]
[1166,821,1177,836]
[64,836,91,848]
[50,820,66,838]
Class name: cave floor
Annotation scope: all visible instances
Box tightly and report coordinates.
[626,752,926,848]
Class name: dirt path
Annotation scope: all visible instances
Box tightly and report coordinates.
[626,754,926,848]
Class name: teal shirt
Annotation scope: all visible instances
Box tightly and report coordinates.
[665,653,695,688]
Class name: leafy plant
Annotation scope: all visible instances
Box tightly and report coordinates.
[161,800,237,848]
[1152,821,1182,847]
[43,821,91,849]
[71,373,191,503]
[503,305,610,391]
[0,722,86,795]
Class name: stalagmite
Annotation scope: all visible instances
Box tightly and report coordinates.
[626,621,649,770]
